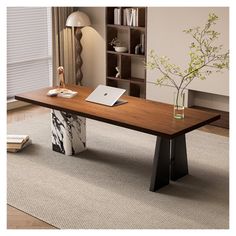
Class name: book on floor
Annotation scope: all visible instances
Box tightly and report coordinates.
[7,139,32,153]
[7,134,29,143]
[7,134,31,152]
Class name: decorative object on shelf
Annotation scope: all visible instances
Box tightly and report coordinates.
[109,37,127,53]
[57,66,66,88]
[109,37,121,46]
[115,66,120,78]
[66,10,91,85]
[146,13,229,119]
[114,46,128,53]
[135,44,141,54]
[140,33,145,54]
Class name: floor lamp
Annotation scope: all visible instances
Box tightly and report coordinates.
[66,11,91,85]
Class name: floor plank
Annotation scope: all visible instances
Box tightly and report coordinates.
[7,105,229,229]
[7,205,57,229]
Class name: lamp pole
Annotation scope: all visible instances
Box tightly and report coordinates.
[74,28,83,85]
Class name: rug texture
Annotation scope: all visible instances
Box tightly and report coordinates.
[7,112,229,229]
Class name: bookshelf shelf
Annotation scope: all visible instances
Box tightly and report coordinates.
[107,76,145,85]
[107,76,130,83]
[107,24,146,31]
[107,50,145,58]
[106,7,147,98]
[130,77,145,84]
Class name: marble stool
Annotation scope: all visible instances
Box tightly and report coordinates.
[51,109,86,155]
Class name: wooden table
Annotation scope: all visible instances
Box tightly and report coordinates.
[15,85,220,192]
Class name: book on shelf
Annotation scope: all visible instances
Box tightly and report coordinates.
[123,9,127,26]
[114,8,121,25]
[125,8,132,26]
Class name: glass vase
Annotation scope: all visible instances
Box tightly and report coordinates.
[173,91,185,119]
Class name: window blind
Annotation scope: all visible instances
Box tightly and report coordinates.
[7,7,52,99]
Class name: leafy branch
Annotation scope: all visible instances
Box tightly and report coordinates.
[146,13,229,104]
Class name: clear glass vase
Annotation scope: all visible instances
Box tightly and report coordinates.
[173,91,185,119]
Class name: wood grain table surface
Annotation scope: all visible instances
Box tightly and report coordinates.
[15,85,220,139]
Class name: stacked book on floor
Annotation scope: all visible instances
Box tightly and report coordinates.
[7,134,32,153]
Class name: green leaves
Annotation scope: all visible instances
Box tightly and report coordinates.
[208,13,219,23]
[146,12,229,94]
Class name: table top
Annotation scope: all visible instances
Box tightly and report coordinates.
[15,85,220,139]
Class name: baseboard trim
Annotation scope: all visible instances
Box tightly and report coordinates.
[190,106,229,129]
[7,99,31,111]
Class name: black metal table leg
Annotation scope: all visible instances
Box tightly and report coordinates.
[170,134,188,181]
[149,136,170,192]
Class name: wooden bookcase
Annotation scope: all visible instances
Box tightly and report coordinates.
[105,7,147,98]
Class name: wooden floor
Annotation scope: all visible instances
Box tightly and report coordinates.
[7,105,229,229]
[7,205,57,229]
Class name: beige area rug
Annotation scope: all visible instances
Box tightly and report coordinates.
[7,112,229,229]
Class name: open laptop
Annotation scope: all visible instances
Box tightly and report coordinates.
[85,85,127,106]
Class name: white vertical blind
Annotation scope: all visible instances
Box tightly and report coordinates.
[7,7,52,99]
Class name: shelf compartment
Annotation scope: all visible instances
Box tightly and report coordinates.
[130,29,145,55]
[121,55,131,79]
[107,53,119,78]
[130,83,141,97]
[131,57,146,81]
[106,27,129,52]
[130,83,146,98]
[106,7,118,25]
[106,27,118,51]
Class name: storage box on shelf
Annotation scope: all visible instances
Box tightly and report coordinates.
[106,7,147,98]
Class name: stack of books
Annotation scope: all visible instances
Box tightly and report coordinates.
[114,8,145,27]
[7,134,32,153]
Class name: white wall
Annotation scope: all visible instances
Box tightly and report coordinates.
[79,7,106,88]
[146,7,229,110]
